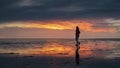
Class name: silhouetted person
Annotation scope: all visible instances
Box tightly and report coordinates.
[75,26,80,65]
[75,26,80,44]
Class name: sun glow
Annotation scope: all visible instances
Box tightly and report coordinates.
[0,20,116,32]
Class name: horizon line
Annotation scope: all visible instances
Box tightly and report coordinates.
[0,37,120,40]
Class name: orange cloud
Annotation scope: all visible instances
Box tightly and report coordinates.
[28,20,116,32]
[0,20,116,32]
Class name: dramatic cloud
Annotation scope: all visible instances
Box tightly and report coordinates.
[0,20,118,32]
[0,0,120,22]
[0,0,120,38]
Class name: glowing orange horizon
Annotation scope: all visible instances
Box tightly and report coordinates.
[0,20,116,32]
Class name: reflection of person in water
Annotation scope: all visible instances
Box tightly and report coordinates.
[75,44,80,65]
[75,26,80,44]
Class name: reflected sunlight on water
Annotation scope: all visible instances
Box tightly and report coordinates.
[28,43,74,56]
[0,39,120,59]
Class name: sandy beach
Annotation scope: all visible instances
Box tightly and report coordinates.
[0,53,120,68]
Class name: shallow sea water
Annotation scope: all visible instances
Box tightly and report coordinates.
[0,38,120,59]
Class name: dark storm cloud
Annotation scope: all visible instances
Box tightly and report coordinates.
[0,0,120,23]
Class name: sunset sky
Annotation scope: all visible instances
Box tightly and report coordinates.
[0,0,120,38]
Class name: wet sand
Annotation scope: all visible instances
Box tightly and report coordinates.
[0,54,120,68]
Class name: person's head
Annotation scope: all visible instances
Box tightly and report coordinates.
[76,26,79,30]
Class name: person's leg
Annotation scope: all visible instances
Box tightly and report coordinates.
[77,36,80,45]
[76,36,79,44]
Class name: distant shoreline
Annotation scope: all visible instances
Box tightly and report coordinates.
[0,38,120,40]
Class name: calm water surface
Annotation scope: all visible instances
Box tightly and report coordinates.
[0,39,120,59]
